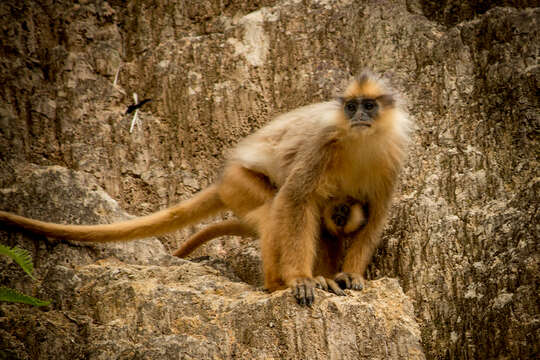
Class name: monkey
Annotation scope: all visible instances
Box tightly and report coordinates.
[0,71,410,306]
[224,71,409,305]
[172,197,366,258]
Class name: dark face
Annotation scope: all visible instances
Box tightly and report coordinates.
[342,98,378,127]
[340,94,394,128]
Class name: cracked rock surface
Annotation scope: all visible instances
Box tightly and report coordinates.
[0,0,538,359]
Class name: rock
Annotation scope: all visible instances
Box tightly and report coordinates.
[363,4,539,359]
[2,261,424,360]
[0,165,169,269]
[0,0,538,358]
[0,166,424,359]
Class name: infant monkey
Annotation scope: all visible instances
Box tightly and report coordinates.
[323,197,367,238]
[0,71,410,305]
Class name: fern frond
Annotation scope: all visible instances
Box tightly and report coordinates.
[0,244,35,279]
[0,286,50,307]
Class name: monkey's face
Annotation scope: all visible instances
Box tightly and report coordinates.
[340,73,397,137]
[340,97,380,128]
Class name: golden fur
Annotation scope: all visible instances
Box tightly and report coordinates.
[172,219,255,258]
[0,71,410,305]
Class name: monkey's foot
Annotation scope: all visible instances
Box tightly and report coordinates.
[314,276,346,296]
[334,272,364,291]
[290,277,317,306]
[331,204,351,228]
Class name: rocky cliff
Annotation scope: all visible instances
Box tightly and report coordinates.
[0,0,538,359]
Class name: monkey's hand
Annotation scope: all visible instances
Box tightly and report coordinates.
[290,277,317,306]
[334,272,364,291]
[314,276,346,296]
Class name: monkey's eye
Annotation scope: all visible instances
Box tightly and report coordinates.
[362,99,377,111]
[344,100,358,117]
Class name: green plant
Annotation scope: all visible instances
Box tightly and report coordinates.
[0,244,50,306]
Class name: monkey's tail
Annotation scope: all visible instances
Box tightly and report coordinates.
[0,185,225,243]
[173,219,256,258]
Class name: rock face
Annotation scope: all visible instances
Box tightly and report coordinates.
[3,260,424,359]
[0,0,538,359]
[0,168,424,360]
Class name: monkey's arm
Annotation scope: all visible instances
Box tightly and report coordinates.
[263,126,342,305]
[173,219,256,258]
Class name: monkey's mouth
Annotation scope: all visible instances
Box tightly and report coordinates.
[351,122,371,128]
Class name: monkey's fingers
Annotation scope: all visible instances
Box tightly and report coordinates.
[326,278,346,296]
[314,276,329,291]
[314,276,346,296]
[291,278,316,306]
[334,272,364,291]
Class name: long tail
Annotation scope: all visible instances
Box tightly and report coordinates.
[0,185,225,243]
[173,219,256,258]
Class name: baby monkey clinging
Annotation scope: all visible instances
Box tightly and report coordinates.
[0,71,410,305]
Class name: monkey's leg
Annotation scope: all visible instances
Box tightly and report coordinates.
[218,164,276,218]
[266,128,340,305]
[312,226,347,296]
[335,243,371,291]
[171,164,274,258]
[218,165,285,290]
[259,207,284,292]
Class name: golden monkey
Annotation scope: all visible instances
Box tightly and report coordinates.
[172,197,366,258]
[0,71,410,305]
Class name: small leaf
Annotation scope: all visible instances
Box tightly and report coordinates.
[0,244,35,279]
[0,286,50,307]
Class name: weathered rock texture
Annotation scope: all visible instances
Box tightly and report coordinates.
[0,0,538,359]
[3,259,423,359]
[0,166,424,359]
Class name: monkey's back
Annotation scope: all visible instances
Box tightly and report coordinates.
[229,101,342,187]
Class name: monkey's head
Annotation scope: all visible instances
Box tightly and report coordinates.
[338,71,409,141]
